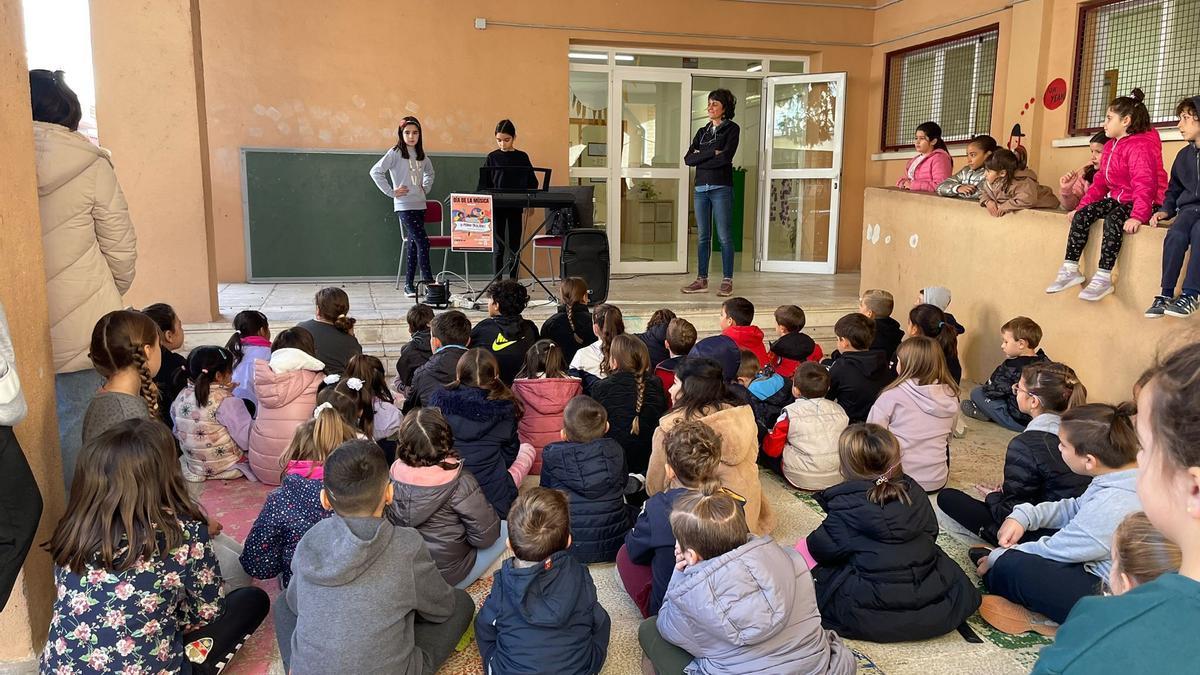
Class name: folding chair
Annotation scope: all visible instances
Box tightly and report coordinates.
[394,200,471,289]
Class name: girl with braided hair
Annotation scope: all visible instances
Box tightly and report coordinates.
[539,277,596,365]
[591,334,668,476]
[569,302,624,383]
[81,310,162,449]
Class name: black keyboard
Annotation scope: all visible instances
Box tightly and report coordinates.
[485,190,577,210]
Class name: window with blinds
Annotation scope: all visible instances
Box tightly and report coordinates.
[881,26,999,152]
[1071,0,1200,135]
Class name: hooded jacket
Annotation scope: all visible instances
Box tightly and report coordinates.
[648,405,776,535]
[722,324,769,367]
[590,370,669,475]
[386,459,501,586]
[476,551,610,675]
[284,516,457,675]
[897,148,953,193]
[512,376,583,474]
[231,338,271,407]
[540,438,632,563]
[936,164,988,198]
[1162,140,1200,219]
[871,315,905,361]
[33,122,137,374]
[637,322,672,368]
[980,350,1051,426]
[807,476,981,642]
[403,345,467,413]
[868,380,960,491]
[471,315,540,385]
[248,348,325,485]
[989,468,1141,580]
[429,385,521,518]
[826,349,892,423]
[983,414,1091,535]
[540,303,596,366]
[763,397,850,490]
[395,329,432,390]
[240,469,329,587]
[657,537,857,675]
[1077,129,1168,223]
[688,335,741,382]
[980,169,1061,214]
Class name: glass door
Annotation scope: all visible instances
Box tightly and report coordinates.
[609,69,690,273]
[758,73,846,274]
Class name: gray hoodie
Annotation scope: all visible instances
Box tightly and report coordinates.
[370,147,436,212]
[284,515,457,675]
[988,468,1141,579]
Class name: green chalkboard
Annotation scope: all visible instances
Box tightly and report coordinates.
[242,149,492,280]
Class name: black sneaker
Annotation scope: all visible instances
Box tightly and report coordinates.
[968,546,992,566]
[960,399,991,422]
[403,285,418,299]
[1145,295,1171,318]
[1165,294,1199,318]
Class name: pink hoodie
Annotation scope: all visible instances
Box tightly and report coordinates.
[248,348,325,485]
[1077,130,1168,223]
[867,379,959,491]
[512,376,582,475]
[897,149,953,193]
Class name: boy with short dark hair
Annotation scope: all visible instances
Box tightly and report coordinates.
[736,349,760,387]
[655,317,697,397]
[277,440,474,674]
[403,310,471,412]
[395,303,434,392]
[962,316,1050,431]
[540,396,634,563]
[762,362,849,489]
[720,297,768,366]
[476,487,611,674]
[859,289,904,360]
[825,313,891,423]
[1145,95,1200,318]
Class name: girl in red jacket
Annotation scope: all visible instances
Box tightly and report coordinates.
[896,121,953,193]
[1047,89,1168,302]
[512,340,582,474]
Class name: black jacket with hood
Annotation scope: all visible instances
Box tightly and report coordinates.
[870,316,904,361]
[429,385,521,518]
[637,323,671,368]
[472,315,540,385]
[540,438,633,563]
[806,476,981,643]
[395,329,432,391]
[590,370,669,474]
[476,550,611,675]
[826,349,892,423]
[540,303,596,366]
[403,345,467,413]
[980,349,1050,426]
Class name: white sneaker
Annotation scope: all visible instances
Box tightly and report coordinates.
[1078,274,1115,302]
[1045,265,1085,294]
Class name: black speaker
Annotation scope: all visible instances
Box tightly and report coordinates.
[560,228,610,306]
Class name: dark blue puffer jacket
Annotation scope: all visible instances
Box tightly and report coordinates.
[430,385,520,518]
[540,438,633,563]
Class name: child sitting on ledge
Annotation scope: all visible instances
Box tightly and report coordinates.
[937,134,998,199]
[979,149,1060,216]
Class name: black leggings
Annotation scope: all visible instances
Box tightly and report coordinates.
[181,586,270,674]
[938,488,1058,546]
[493,208,524,279]
[1064,198,1132,271]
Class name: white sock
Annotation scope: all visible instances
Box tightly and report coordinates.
[1062,260,1080,272]
[1095,269,1112,280]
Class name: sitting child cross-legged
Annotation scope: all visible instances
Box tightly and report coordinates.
[762,362,849,490]
[386,408,504,589]
[476,487,611,675]
[540,396,635,563]
[975,402,1142,635]
[276,439,475,674]
[961,316,1051,432]
[825,313,892,423]
[638,489,857,675]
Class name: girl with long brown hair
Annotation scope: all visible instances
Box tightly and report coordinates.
[591,334,669,475]
[81,310,161,451]
[539,277,596,365]
[569,302,624,379]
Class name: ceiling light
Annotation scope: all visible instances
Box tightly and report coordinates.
[746,64,763,72]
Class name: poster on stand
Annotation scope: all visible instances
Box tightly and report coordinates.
[450,194,495,252]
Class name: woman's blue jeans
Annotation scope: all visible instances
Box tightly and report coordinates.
[694,185,734,280]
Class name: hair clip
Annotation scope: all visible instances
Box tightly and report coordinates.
[313,402,334,419]
[937,321,945,329]
[200,368,208,374]
[346,377,364,391]
[233,329,241,335]
[323,374,341,385]
[875,475,890,486]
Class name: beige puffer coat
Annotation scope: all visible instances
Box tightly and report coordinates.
[33,122,136,374]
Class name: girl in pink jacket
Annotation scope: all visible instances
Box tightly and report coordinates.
[1058,132,1108,211]
[512,340,582,475]
[1047,89,1168,302]
[896,122,953,193]
[248,328,325,484]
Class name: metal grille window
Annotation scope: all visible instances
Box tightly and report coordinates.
[1071,0,1200,135]
[881,27,999,152]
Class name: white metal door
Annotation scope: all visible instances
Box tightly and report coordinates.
[757,73,846,274]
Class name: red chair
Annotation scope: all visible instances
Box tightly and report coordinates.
[395,200,470,289]
[531,234,563,281]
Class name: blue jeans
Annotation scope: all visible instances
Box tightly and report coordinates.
[1161,208,1200,297]
[399,209,433,288]
[455,521,508,589]
[694,185,734,280]
[55,368,104,490]
[970,386,1026,433]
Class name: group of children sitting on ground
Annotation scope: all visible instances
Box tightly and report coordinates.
[899,91,1200,318]
[38,269,1200,674]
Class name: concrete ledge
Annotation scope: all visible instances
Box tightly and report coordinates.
[859,187,1187,403]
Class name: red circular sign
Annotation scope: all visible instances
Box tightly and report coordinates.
[1044,78,1068,111]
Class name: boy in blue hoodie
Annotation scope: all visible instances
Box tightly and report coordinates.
[476,487,610,675]
[973,403,1141,634]
[1146,95,1200,318]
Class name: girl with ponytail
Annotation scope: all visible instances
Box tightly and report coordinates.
[171,346,255,482]
[141,303,188,428]
[569,302,624,380]
[907,303,962,383]
[240,405,358,588]
[334,354,401,443]
[226,309,271,408]
[803,423,980,642]
[591,334,668,476]
[296,286,362,375]
[976,402,1142,633]
[940,361,1091,545]
[82,310,162,449]
[513,340,582,474]
[540,277,596,365]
